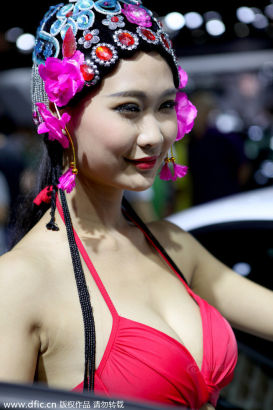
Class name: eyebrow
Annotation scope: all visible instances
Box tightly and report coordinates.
[106,88,177,99]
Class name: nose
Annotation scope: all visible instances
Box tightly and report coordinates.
[137,115,163,150]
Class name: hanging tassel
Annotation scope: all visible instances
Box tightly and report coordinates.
[33,185,53,206]
[46,219,60,231]
[159,158,173,181]
[54,105,79,194]
[159,149,188,182]
[171,158,188,181]
[58,163,78,193]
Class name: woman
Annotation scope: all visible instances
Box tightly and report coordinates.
[0,1,272,409]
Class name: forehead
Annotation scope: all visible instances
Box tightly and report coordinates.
[100,51,175,94]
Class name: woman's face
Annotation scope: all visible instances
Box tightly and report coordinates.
[67,51,178,192]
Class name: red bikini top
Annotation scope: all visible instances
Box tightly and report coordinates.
[56,198,238,409]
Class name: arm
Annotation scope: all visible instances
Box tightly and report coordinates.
[189,232,273,342]
[0,251,43,382]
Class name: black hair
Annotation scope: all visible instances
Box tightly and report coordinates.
[8,136,63,247]
[59,189,96,391]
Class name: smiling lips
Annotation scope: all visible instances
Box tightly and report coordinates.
[125,156,158,170]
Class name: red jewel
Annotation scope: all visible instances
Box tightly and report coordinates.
[141,29,156,41]
[85,33,93,41]
[111,16,119,23]
[80,64,95,81]
[118,32,135,46]
[66,11,73,18]
[96,45,113,61]
[161,34,170,49]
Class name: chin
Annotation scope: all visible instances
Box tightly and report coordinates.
[122,174,156,192]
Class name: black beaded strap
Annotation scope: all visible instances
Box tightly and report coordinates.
[122,197,189,287]
[60,190,96,391]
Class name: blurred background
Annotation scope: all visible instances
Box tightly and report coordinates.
[0,1,273,409]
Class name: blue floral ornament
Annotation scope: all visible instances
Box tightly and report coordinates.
[94,0,141,15]
[73,0,95,30]
[43,42,55,59]
[50,4,75,36]
[34,39,44,56]
[118,0,142,4]
[73,10,95,31]
[94,0,121,15]
[50,1,95,39]
[36,4,62,37]
[33,31,60,65]
[60,19,78,39]
[33,4,62,65]
[75,0,94,9]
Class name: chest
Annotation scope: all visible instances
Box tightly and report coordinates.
[37,238,203,390]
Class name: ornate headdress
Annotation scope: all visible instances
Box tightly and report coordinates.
[32,0,179,110]
[32,0,197,193]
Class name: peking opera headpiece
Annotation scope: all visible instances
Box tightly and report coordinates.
[32,0,197,192]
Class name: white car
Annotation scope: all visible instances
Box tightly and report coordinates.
[167,186,273,231]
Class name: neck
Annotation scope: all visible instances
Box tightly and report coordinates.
[62,177,129,235]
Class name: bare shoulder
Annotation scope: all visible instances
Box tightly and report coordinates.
[147,219,188,249]
[0,246,49,323]
[0,244,48,281]
[0,213,62,320]
[147,219,199,286]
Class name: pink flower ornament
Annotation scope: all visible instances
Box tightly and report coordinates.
[159,157,188,181]
[175,66,197,141]
[36,103,71,149]
[39,51,85,107]
[175,92,197,141]
[173,163,188,179]
[58,168,76,193]
[122,4,152,27]
[159,160,173,181]
[160,65,193,181]
[178,66,188,89]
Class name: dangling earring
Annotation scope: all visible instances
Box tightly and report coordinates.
[159,156,173,181]
[54,103,78,193]
[159,146,188,181]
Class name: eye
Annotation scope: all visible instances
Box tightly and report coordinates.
[114,103,140,113]
[160,100,177,110]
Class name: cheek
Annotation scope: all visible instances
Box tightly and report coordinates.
[72,110,134,161]
[163,116,178,147]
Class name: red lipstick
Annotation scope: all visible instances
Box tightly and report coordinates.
[126,156,158,170]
